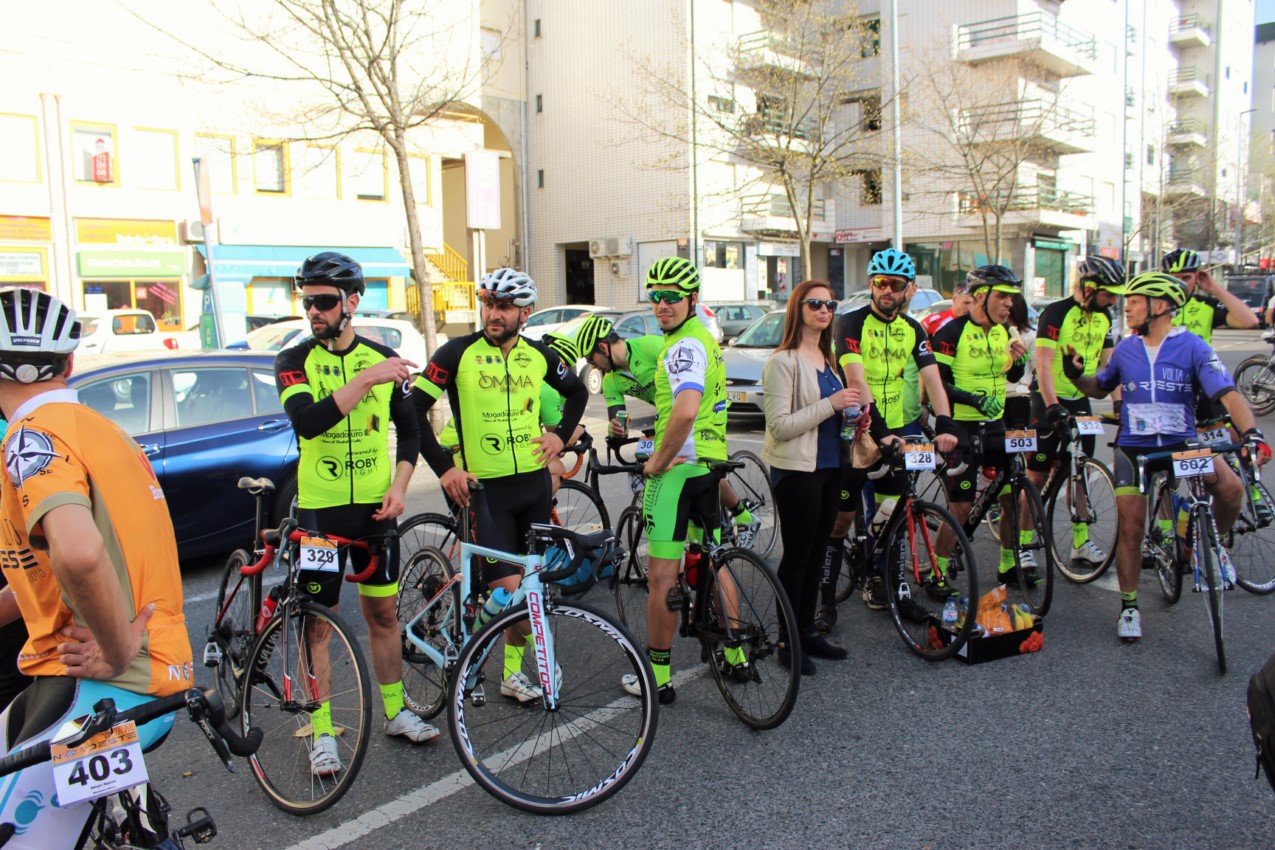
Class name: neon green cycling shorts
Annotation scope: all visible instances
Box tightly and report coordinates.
[642,463,721,560]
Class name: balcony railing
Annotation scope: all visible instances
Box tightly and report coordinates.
[1168,67,1209,97]
[959,186,1094,216]
[737,30,822,66]
[957,12,1097,69]
[740,112,816,142]
[959,99,1095,149]
[1168,14,1212,47]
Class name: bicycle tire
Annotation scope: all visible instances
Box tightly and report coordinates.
[398,511,461,565]
[1048,457,1118,584]
[1228,478,1275,595]
[1007,475,1053,616]
[1148,475,1184,605]
[241,600,372,815]
[726,449,779,557]
[397,545,461,720]
[1193,508,1227,675]
[554,479,610,535]
[702,547,799,730]
[883,499,978,662]
[833,515,867,604]
[1233,356,1275,416]
[611,506,650,645]
[449,599,657,814]
[212,548,258,720]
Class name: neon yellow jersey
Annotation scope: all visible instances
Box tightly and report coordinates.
[439,382,565,468]
[834,305,935,430]
[653,317,728,462]
[1033,297,1114,399]
[931,315,1014,421]
[1172,295,1228,344]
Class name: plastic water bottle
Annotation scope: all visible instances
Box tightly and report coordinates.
[840,405,862,441]
[474,587,513,629]
[942,598,959,629]
[255,585,281,632]
[867,498,897,538]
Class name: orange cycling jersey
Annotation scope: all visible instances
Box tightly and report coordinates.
[0,390,192,696]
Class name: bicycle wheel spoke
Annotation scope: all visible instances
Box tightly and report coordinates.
[1230,479,1275,594]
[726,450,779,557]
[397,546,459,719]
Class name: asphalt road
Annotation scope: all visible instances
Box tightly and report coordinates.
[152,329,1275,850]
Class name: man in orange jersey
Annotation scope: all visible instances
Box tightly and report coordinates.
[0,288,192,848]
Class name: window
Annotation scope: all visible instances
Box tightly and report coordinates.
[193,134,237,194]
[407,153,431,205]
[345,148,386,201]
[78,373,152,436]
[1225,65,1231,79]
[703,241,742,269]
[1124,152,1134,168]
[859,17,881,58]
[0,114,40,182]
[173,367,252,428]
[299,144,340,200]
[536,94,543,113]
[537,169,544,188]
[358,325,402,349]
[253,140,288,194]
[251,370,284,414]
[857,169,882,205]
[481,27,502,62]
[534,18,541,37]
[70,122,118,185]
[1146,144,1155,165]
[857,93,882,133]
[133,128,179,191]
[708,95,735,114]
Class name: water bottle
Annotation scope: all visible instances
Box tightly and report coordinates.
[474,587,513,629]
[255,585,281,632]
[840,404,862,441]
[942,598,959,629]
[683,549,702,588]
[867,498,897,538]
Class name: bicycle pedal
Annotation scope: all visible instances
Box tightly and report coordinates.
[665,587,686,612]
[471,685,487,707]
[175,807,216,844]
[202,642,223,668]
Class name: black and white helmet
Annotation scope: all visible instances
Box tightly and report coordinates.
[478,268,537,307]
[0,288,80,383]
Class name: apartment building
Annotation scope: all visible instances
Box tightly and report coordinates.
[522,0,1255,306]
[0,1,507,340]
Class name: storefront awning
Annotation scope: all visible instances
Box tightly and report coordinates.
[194,245,412,281]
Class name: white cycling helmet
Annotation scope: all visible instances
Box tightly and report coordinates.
[478,268,537,307]
[0,288,80,383]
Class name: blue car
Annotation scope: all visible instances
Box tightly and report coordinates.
[68,351,299,560]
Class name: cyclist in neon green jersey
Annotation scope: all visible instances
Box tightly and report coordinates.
[617,257,737,705]
[1162,248,1258,342]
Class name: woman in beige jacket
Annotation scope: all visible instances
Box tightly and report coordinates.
[761,280,860,674]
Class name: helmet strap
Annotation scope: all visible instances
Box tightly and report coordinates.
[318,293,352,344]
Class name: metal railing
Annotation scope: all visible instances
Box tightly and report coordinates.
[425,242,468,283]
[1169,67,1206,87]
[740,111,816,142]
[957,12,1097,61]
[737,30,822,65]
[958,186,1093,216]
[1169,14,1212,39]
[1167,119,1206,136]
[741,193,827,221]
[959,99,1095,139]
[404,279,477,318]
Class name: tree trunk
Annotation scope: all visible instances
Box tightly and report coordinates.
[388,131,440,357]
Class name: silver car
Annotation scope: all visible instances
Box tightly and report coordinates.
[722,310,784,416]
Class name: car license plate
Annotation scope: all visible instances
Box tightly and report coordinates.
[727,391,746,404]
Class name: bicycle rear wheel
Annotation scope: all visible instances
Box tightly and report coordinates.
[883,499,977,662]
[398,511,461,565]
[1234,356,1275,416]
[1228,478,1275,595]
[449,600,657,814]
[1048,458,1117,584]
[1148,475,1185,605]
[397,545,461,719]
[242,600,372,815]
[612,506,650,645]
[725,449,778,557]
[553,479,610,534]
[1006,476,1053,616]
[832,515,867,604]
[212,548,258,720]
[702,548,799,730]
[1192,508,1227,675]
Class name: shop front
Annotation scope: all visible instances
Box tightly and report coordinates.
[75,218,187,330]
[0,215,53,291]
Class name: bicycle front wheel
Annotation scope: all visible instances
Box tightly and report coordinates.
[242,601,372,815]
[1006,476,1053,616]
[833,513,867,604]
[213,548,259,720]
[449,600,657,814]
[397,545,461,719]
[1234,355,1275,416]
[1192,508,1227,675]
[553,479,610,534]
[612,506,650,643]
[1228,478,1275,595]
[1148,475,1185,605]
[702,548,799,730]
[883,499,978,661]
[726,449,778,557]
[1048,458,1117,584]
[398,511,461,565]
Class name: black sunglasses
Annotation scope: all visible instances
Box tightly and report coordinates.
[804,298,838,312]
[302,294,343,312]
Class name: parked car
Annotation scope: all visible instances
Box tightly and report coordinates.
[523,305,613,340]
[69,351,299,560]
[234,316,429,368]
[78,309,181,355]
[710,303,769,341]
[837,287,943,318]
[721,309,785,416]
[1224,274,1273,327]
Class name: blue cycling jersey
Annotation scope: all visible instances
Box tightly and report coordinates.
[1094,327,1234,447]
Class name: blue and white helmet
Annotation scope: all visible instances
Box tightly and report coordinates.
[867,248,916,281]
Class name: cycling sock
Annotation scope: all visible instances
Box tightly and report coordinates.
[1019,529,1033,547]
[311,700,334,739]
[504,642,526,680]
[1072,522,1089,548]
[723,644,747,667]
[933,554,950,579]
[380,681,406,721]
[648,647,671,688]
[1120,590,1138,609]
[999,547,1016,572]
[733,504,755,526]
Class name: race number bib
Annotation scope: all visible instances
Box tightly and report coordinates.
[635,439,654,458]
[1075,416,1104,436]
[1005,430,1037,453]
[1126,402,1188,437]
[904,444,937,470]
[1172,448,1213,479]
[1196,424,1228,446]
[52,721,148,807]
[300,535,340,572]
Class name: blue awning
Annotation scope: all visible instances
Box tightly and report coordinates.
[194,245,412,281]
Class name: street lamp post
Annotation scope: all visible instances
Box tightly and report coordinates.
[1239,108,1257,264]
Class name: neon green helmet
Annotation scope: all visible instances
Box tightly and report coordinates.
[1161,248,1201,275]
[1123,271,1187,308]
[542,332,579,364]
[573,314,614,356]
[645,257,701,291]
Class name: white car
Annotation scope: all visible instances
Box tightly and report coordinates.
[236,317,430,367]
[522,305,613,340]
[78,309,182,355]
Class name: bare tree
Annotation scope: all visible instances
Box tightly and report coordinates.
[142,0,507,353]
[619,0,883,273]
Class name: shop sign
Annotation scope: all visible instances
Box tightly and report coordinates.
[78,250,186,277]
[75,218,178,246]
[0,249,44,278]
[757,242,800,257]
[835,228,883,244]
[0,216,52,242]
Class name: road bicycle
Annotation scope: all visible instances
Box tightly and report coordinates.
[396,481,656,814]
[606,457,800,728]
[1198,419,1275,595]
[0,688,261,850]
[1233,329,1275,416]
[204,477,377,815]
[1136,442,1243,674]
[1036,411,1118,583]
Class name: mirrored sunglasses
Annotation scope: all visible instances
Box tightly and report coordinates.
[870,276,908,292]
[647,290,689,305]
[302,294,343,312]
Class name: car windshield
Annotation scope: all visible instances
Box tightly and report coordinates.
[733,312,784,348]
[80,317,100,334]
